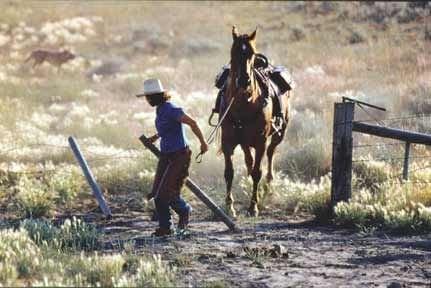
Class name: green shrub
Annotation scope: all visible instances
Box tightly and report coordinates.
[0,228,41,283]
[334,182,431,233]
[353,159,392,193]
[133,255,176,287]
[34,252,176,287]
[95,156,156,210]
[301,181,332,222]
[57,217,100,251]
[15,175,54,218]
[20,217,100,251]
[0,262,18,286]
[279,138,331,181]
[47,165,84,206]
[20,218,58,246]
[67,252,125,287]
[240,173,332,220]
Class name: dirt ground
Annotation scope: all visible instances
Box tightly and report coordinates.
[81,210,431,288]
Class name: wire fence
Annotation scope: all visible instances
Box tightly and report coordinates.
[1,110,430,185]
[349,111,431,188]
[0,141,150,176]
[333,112,431,126]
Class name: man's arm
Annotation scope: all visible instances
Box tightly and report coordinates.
[179,113,209,154]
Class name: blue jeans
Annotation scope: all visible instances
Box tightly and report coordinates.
[155,196,191,229]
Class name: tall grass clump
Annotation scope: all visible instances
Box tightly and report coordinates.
[240,172,331,220]
[0,224,173,286]
[13,166,84,218]
[21,217,100,251]
[95,156,156,208]
[124,255,177,287]
[66,252,125,287]
[279,137,331,181]
[334,180,431,233]
[20,218,58,246]
[34,252,176,287]
[0,229,41,285]
[47,165,84,206]
[56,217,100,251]
[15,175,55,218]
[352,158,393,193]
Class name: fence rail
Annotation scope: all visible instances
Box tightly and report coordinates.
[352,122,431,145]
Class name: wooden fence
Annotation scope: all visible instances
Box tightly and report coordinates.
[331,99,431,209]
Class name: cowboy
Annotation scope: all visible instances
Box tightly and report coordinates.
[137,79,209,237]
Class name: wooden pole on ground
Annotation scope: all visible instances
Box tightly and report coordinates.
[68,136,112,218]
[331,102,354,210]
[139,134,237,231]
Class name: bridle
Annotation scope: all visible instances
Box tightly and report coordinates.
[232,36,256,93]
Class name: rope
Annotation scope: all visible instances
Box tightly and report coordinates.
[195,97,235,163]
[207,97,235,145]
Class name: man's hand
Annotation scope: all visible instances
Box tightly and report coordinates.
[200,141,209,154]
[148,133,159,143]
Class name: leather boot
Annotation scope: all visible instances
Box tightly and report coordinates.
[178,210,190,230]
[152,227,173,237]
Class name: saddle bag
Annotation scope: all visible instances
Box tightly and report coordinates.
[215,64,230,89]
[269,66,294,94]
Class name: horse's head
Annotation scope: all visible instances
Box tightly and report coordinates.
[230,26,257,90]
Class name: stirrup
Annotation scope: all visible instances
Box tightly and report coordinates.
[208,111,218,127]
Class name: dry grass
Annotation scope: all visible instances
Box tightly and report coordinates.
[0,1,430,285]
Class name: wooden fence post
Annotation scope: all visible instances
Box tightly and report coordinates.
[68,136,112,218]
[331,102,355,210]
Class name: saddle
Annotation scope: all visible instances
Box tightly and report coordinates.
[213,53,294,122]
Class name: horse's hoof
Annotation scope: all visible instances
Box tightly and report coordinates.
[227,208,237,219]
[266,174,274,183]
[247,207,259,217]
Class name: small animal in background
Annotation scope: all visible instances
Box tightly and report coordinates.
[24,49,76,70]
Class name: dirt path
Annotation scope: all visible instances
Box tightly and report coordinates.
[95,212,431,287]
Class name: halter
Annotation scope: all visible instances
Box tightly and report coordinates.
[232,36,256,92]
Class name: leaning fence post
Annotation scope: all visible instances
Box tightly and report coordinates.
[68,136,112,218]
[331,102,355,211]
[403,142,411,181]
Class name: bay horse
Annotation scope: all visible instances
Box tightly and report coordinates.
[221,26,291,217]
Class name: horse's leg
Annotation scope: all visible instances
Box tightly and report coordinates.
[241,144,254,176]
[249,144,265,217]
[223,147,236,218]
[268,93,290,182]
[267,127,286,183]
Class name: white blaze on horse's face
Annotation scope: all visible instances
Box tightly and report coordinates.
[242,44,247,51]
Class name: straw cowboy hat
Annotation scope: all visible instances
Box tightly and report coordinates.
[136,78,166,97]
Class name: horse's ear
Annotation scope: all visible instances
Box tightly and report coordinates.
[232,26,239,40]
[249,28,257,42]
